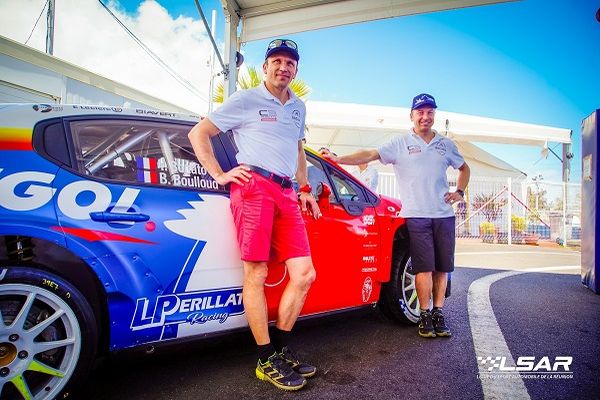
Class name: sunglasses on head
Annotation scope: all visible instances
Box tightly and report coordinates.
[267,39,298,50]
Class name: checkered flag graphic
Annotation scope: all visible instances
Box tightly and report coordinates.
[477,356,504,371]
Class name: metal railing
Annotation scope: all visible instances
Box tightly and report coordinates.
[377,173,581,246]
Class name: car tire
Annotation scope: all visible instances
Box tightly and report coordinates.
[0,266,98,400]
[378,250,420,325]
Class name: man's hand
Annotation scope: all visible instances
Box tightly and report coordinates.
[215,165,252,186]
[299,192,322,219]
[444,191,464,204]
[319,148,340,163]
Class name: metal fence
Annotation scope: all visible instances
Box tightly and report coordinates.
[377,173,581,246]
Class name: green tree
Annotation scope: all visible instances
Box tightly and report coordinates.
[212,66,311,103]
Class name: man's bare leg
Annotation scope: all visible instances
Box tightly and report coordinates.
[431,271,451,337]
[276,256,316,330]
[432,271,448,308]
[242,261,269,345]
[415,271,433,310]
[272,256,317,378]
[415,271,436,338]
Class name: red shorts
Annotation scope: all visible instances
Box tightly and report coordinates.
[230,172,311,263]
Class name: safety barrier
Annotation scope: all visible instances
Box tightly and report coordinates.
[376,173,581,247]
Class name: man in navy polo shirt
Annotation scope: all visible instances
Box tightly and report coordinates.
[321,93,470,338]
[188,39,320,391]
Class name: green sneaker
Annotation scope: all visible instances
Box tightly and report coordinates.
[280,346,317,378]
[255,353,307,391]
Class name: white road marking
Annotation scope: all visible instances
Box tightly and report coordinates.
[520,265,580,272]
[457,251,580,256]
[468,265,579,400]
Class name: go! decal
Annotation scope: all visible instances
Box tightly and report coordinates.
[0,169,139,220]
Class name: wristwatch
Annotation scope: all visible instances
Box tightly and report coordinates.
[299,184,312,194]
[455,189,465,197]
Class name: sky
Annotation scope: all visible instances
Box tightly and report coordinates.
[1,0,598,183]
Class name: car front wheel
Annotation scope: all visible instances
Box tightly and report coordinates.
[0,267,98,400]
[378,250,420,324]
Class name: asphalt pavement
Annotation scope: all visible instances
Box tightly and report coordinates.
[81,240,598,400]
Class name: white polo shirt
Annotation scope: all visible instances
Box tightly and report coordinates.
[354,165,379,192]
[208,82,306,178]
[377,129,465,218]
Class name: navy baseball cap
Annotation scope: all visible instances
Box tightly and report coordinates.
[411,93,437,110]
[265,39,299,61]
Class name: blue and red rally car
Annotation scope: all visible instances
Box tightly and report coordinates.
[0,103,419,399]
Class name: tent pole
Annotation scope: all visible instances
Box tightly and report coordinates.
[507,177,512,245]
[221,0,240,99]
[562,135,572,183]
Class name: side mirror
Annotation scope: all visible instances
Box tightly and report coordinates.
[316,182,331,209]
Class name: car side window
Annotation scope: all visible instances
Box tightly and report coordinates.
[305,156,331,198]
[326,166,368,203]
[68,119,226,193]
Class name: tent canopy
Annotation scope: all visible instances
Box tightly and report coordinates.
[218,0,517,94]
[454,141,526,179]
[304,100,572,179]
[305,100,571,149]
[231,0,517,42]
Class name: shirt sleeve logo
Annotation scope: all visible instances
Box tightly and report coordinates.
[259,109,277,122]
[292,109,302,128]
[407,145,422,155]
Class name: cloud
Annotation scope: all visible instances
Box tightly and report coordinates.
[0,0,216,113]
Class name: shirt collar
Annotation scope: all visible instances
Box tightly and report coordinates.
[411,128,439,145]
[259,82,298,105]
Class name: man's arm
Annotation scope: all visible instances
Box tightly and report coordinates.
[296,140,321,219]
[321,148,381,165]
[444,161,471,204]
[296,140,309,187]
[456,162,471,192]
[188,118,251,186]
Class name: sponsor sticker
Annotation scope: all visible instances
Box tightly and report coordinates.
[32,104,53,113]
[73,105,122,112]
[362,215,375,226]
[362,276,373,302]
[259,109,277,122]
[131,287,244,330]
[408,145,421,155]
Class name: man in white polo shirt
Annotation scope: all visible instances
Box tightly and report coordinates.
[188,39,320,391]
[353,162,379,192]
[321,93,470,339]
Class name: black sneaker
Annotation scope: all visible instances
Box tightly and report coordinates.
[432,309,452,337]
[280,346,317,378]
[256,352,307,391]
[418,311,436,338]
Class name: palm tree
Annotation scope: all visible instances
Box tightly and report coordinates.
[212,66,311,103]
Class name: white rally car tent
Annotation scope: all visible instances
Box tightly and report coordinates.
[303,100,572,179]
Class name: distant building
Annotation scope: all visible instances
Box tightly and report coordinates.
[0,35,194,114]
